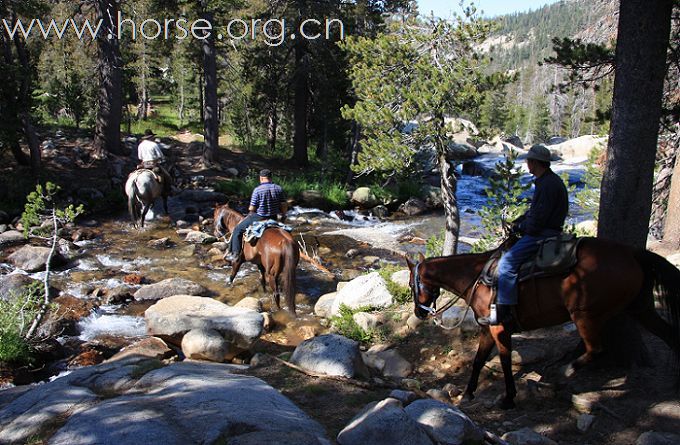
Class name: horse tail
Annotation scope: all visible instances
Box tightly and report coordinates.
[128,179,140,225]
[280,238,299,315]
[636,249,680,379]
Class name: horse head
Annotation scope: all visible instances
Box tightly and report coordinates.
[406,253,441,320]
[213,203,244,238]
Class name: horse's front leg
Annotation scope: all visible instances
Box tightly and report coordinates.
[463,327,496,402]
[491,326,517,409]
[162,195,168,215]
[257,265,267,292]
[228,257,243,285]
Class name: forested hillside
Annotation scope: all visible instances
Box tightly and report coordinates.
[476,0,619,142]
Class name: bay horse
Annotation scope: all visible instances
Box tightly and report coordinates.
[125,169,168,228]
[407,236,680,409]
[214,204,299,315]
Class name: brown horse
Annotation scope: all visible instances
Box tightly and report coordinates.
[407,236,680,409]
[213,204,299,315]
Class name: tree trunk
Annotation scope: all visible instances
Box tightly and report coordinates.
[291,23,309,166]
[13,31,40,170]
[137,47,148,121]
[9,142,30,166]
[201,9,219,165]
[93,0,123,158]
[597,0,673,248]
[663,147,680,249]
[346,122,361,184]
[438,150,460,255]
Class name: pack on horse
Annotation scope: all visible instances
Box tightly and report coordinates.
[407,234,680,409]
[125,169,169,228]
[214,203,299,315]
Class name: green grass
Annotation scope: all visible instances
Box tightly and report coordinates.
[377,264,411,305]
[330,304,375,343]
[0,282,42,365]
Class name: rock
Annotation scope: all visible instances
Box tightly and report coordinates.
[405,399,485,445]
[345,249,360,258]
[331,272,394,316]
[362,256,380,265]
[108,337,174,362]
[504,135,524,149]
[0,230,25,247]
[0,210,9,224]
[235,296,263,312]
[181,328,230,362]
[147,237,172,248]
[76,187,104,201]
[420,185,443,209]
[213,241,228,251]
[134,278,209,301]
[290,334,368,378]
[649,401,680,421]
[176,189,228,203]
[7,245,67,272]
[337,282,349,292]
[176,220,190,229]
[177,245,196,257]
[389,390,417,404]
[551,135,607,160]
[37,295,95,338]
[103,286,135,305]
[225,167,239,177]
[406,314,423,330]
[501,427,558,445]
[425,389,450,403]
[370,205,390,218]
[575,220,597,235]
[443,383,461,398]
[390,270,410,288]
[399,198,428,216]
[546,136,568,145]
[145,295,264,349]
[0,274,39,302]
[337,398,433,445]
[0,359,329,445]
[636,431,680,445]
[362,346,413,379]
[301,190,327,208]
[576,414,595,432]
[314,292,336,318]
[351,187,379,208]
[440,306,479,333]
[666,253,680,269]
[353,312,380,332]
[0,224,7,233]
[184,230,217,244]
[571,392,601,414]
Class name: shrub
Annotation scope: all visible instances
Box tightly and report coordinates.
[377,264,411,304]
[0,282,42,364]
[426,229,445,257]
[330,304,374,343]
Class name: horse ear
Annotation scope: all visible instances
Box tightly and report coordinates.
[418,252,426,262]
[405,256,414,271]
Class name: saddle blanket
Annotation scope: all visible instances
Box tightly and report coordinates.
[244,220,293,242]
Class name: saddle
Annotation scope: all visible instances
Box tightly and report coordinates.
[244,220,293,243]
[480,233,582,288]
[131,167,163,184]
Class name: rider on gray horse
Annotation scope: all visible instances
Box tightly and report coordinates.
[137,129,172,196]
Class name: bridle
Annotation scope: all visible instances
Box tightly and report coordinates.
[412,259,485,329]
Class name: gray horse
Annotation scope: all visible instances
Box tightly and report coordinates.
[125,169,168,228]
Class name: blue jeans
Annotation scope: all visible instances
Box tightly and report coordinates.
[497,235,547,305]
[230,213,265,255]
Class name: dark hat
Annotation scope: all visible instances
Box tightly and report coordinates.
[259,169,272,178]
[526,144,552,163]
[142,129,156,140]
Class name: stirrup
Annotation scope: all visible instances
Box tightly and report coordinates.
[477,304,498,326]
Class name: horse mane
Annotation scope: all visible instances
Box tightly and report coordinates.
[214,204,244,235]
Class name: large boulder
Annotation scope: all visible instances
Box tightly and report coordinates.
[502,427,558,445]
[0,358,330,445]
[404,399,485,445]
[290,334,368,379]
[0,230,25,247]
[181,328,231,362]
[636,431,680,445]
[7,245,67,272]
[337,398,434,445]
[351,187,379,208]
[440,306,480,333]
[145,295,264,348]
[390,270,410,288]
[399,198,428,217]
[134,278,209,301]
[0,274,39,302]
[175,189,228,203]
[549,135,607,160]
[361,345,413,379]
[314,292,336,318]
[330,273,394,316]
[184,231,217,244]
[420,185,443,209]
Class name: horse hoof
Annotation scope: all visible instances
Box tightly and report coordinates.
[560,364,576,379]
[461,393,475,403]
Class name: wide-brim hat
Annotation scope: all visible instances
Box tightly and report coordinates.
[142,129,156,140]
[526,144,552,163]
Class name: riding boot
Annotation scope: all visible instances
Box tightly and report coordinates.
[478,304,515,326]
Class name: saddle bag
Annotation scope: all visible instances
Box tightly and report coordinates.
[535,233,579,272]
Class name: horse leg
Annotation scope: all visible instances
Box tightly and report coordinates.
[162,195,168,215]
[257,265,267,292]
[228,258,243,285]
[564,315,605,378]
[491,325,517,409]
[140,203,151,228]
[463,327,496,402]
[267,272,280,311]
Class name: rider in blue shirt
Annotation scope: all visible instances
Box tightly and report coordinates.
[224,169,287,263]
[478,144,569,326]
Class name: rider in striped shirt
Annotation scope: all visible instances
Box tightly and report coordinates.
[224,169,288,263]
